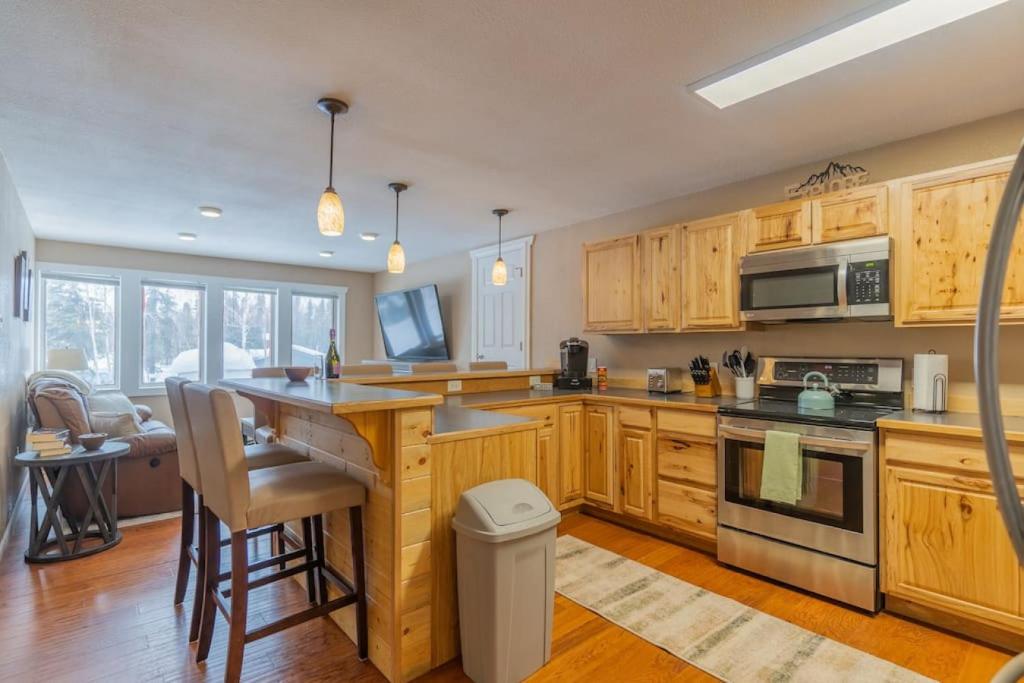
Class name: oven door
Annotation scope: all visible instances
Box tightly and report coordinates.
[740,262,847,321]
[717,418,877,565]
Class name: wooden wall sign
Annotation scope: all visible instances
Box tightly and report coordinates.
[785,161,869,199]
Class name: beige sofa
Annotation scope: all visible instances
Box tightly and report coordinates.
[27,379,181,517]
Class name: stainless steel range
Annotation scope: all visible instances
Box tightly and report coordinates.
[716,356,904,612]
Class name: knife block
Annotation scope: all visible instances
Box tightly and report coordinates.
[694,368,721,398]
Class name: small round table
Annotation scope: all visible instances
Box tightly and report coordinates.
[16,441,131,563]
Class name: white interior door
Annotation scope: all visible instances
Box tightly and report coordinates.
[471,236,533,369]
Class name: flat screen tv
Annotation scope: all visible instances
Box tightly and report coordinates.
[374,284,451,361]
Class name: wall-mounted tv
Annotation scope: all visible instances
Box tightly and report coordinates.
[374,284,451,361]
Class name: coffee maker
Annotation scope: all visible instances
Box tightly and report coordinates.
[555,337,592,390]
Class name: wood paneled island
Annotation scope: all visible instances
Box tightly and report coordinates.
[220,377,542,682]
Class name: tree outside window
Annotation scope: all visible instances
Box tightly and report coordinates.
[42,275,118,387]
[142,283,204,384]
[223,289,275,378]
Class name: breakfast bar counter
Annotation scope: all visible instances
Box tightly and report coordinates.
[220,377,540,682]
[447,386,749,412]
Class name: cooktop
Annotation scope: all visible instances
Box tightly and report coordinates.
[717,398,901,430]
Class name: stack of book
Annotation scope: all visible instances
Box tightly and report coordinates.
[27,429,71,458]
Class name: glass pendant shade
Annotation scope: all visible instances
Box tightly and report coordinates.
[491,256,508,286]
[317,187,345,237]
[387,240,406,274]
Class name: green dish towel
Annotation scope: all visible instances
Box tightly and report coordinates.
[760,430,802,505]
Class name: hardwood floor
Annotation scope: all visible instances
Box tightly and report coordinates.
[0,486,1011,682]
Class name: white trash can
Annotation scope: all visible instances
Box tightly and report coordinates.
[452,478,562,683]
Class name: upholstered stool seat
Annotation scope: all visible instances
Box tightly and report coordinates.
[244,443,308,470]
[247,462,365,529]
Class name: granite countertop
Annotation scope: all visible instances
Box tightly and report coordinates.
[429,405,541,444]
[447,387,747,412]
[878,409,1024,442]
[219,377,444,415]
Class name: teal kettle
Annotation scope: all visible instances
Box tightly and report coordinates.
[798,371,835,411]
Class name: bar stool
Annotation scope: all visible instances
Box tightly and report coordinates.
[166,377,310,642]
[184,382,368,682]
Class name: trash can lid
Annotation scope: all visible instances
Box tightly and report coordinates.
[452,478,561,543]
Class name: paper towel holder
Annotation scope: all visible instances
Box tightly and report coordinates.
[913,349,948,414]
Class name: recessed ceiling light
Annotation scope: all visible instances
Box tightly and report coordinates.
[359,232,379,241]
[178,232,198,241]
[690,0,1010,109]
[319,250,334,258]
[198,206,222,218]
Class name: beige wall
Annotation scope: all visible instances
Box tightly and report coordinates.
[373,109,1024,407]
[0,153,35,534]
[36,240,377,425]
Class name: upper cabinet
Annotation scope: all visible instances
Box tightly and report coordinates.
[811,185,888,244]
[641,225,682,332]
[582,235,642,332]
[895,158,1024,326]
[682,213,744,330]
[747,199,811,253]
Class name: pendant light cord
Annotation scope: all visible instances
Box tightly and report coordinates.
[497,213,502,258]
[328,113,335,188]
[394,188,400,242]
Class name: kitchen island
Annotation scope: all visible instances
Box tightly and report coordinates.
[220,377,542,682]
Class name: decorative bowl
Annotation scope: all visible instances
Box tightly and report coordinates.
[79,433,108,451]
[284,367,312,382]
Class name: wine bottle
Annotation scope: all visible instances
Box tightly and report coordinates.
[325,328,341,379]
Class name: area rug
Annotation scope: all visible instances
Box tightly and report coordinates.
[555,535,933,682]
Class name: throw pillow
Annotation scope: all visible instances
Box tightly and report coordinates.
[88,392,145,429]
[89,412,144,438]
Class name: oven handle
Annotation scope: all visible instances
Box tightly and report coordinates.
[719,425,871,454]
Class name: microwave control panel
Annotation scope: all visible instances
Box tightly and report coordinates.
[847,259,889,305]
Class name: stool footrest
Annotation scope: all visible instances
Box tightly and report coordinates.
[244,593,358,644]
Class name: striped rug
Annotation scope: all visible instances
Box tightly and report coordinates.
[555,535,933,683]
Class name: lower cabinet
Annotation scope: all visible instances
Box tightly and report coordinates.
[558,403,584,507]
[882,429,1024,644]
[653,409,718,543]
[656,480,717,542]
[583,404,616,508]
[619,408,654,520]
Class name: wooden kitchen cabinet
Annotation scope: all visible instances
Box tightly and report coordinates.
[582,235,642,332]
[747,199,811,253]
[583,404,616,508]
[493,403,559,504]
[558,403,584,506]
[682,213,743,330]
[618,407,654,520]
[810,185,888,244]
[640,225,682,331]
[654,408,718,544]
[895,157,1024,326]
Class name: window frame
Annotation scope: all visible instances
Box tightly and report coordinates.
[139,279,208,388]
[35,262,347,396]
[290,291,340,372]
[38,271,123,390]
[223,286,279,378]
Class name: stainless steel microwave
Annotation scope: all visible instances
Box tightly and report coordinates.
[739,236,891,322]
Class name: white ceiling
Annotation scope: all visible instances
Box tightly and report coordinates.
[1,0,1023,272]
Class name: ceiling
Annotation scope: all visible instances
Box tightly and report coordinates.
[1,0,1023,272]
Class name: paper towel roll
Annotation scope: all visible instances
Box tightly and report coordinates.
[913,352,948,412]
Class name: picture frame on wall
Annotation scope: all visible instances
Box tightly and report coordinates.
[24,267,32,321]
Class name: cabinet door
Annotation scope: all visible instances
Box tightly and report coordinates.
[582,235,642,332]
[620,426,654,519]
[656,432,716,489]
[748,199,811,253]
[641,225,682,331]
[583,405,616,507]
[884,466,1024,631]
[682,213,742,330]
[656,479,717,541]
[895,160,1024,325]
[536,427,556,504]
[811,185,888,244]
[558,404,584,506]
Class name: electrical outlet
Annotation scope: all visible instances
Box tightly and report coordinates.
[529,375,541,385]
[447,380,463,392]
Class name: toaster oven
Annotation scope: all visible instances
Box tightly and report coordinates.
[647,367,684,394]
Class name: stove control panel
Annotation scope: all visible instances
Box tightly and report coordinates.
[847,259,889,305]
[773,362,879,386]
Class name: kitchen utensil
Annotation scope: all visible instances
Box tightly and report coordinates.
[734,376,755,400]
[744,352,755,377]
[797,371,835,411]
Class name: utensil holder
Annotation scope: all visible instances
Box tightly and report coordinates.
[734,376,755,400]
[694,368,721,398]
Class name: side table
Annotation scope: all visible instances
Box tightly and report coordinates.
[15,441,131,562]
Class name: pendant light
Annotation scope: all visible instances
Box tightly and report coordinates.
[387,182,407,274]
[316,97,349,237]
[491,208,509,286]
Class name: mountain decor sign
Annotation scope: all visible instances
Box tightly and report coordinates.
[784,161,869,199]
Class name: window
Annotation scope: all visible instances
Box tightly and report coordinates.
[142,282,204,385]
[291,293,338,369]
[41,274,119,388]
[223,288,276,378]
